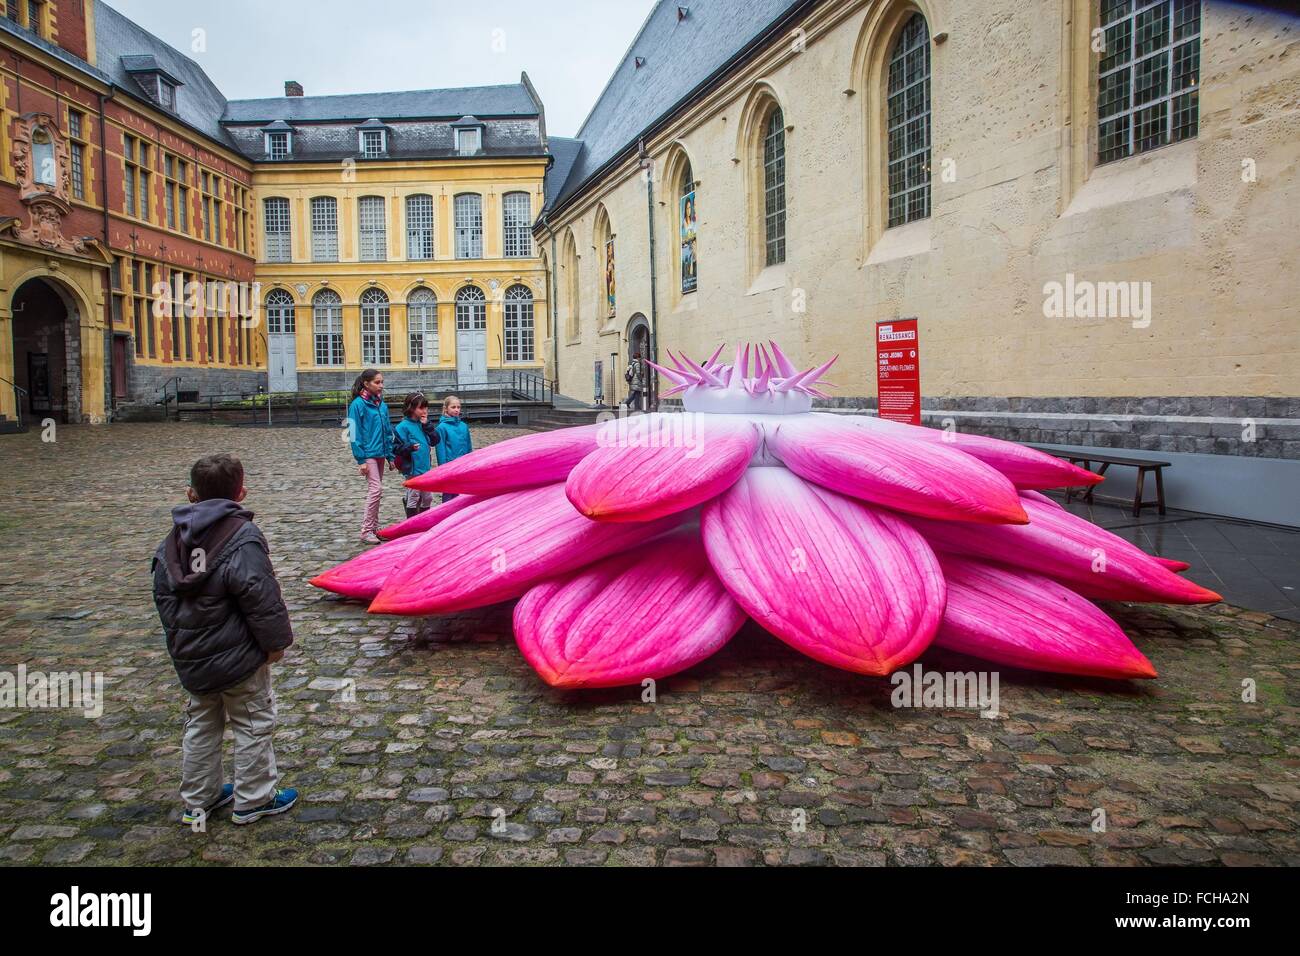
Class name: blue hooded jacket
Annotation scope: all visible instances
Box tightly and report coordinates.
[347,393,393,464]
[435,414,472,465]
[393,417,433,477]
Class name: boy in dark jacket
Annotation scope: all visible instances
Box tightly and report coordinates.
[152,453,299,827]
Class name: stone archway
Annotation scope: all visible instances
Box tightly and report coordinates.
[10,276,82,424]
[625,313,650,411]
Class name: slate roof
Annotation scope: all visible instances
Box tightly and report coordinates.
[93,0,235,146]
[541,136,585,217]
[221,85,539,124]
[545,0,811,213]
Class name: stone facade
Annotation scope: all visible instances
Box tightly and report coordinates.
[540,0,1300,469]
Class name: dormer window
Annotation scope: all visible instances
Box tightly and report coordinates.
[452,115,485,156]
[268,131,290,159]
[456,128,481,156]
[120,56,183,114]
[155,76,176,111]
[357,120,388,159]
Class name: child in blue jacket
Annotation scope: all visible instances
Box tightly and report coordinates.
[347,369,393,544]
[434,395,472,502]
[393,392,438,518]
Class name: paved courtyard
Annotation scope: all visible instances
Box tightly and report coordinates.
[0,422,1297,866]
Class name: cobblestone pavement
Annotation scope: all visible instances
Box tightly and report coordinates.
[0,423,1297,867]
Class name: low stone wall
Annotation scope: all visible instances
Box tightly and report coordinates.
[127,361,267,404]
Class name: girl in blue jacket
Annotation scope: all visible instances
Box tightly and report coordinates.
[347,369,393,544]
[434,395,472,502]
[393,392,438,518]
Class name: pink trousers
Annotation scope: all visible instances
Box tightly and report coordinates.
[361,458,385,535]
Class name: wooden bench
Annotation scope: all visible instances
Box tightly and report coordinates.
[1026,446,1171,517]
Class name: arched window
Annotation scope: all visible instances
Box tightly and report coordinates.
[561,230,579,339]
[406,194,434,260]
[358,196,387,261]
[762,108,786,265]
[502,191,533,258]
[32,125,56,186]
[456,285,486,331]
[595,206,615,319]
[310,196,338,262]
[677,156,697,294]
[1098,0,1200,164]
[312,289,343,366]
[503,284,534,363]
[263,197,291,263]
[408,287,438,365]
[360,288,391,365]
[265,288,295,334]
[454,193,483,258]
[886,13,930,227]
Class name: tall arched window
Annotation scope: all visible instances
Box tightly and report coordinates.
[503,284,534,363]
[358,196,387,261]
[886,12,931,227]
[595,206,615,319]
[456,285,487,331]
[408,287,438,365]
[762,108,786,265]
[406,194,434,260]
[265,288,295,334]
[561,230,579,339]
[312,289,343,366]
[360,288,391,365]
[1098,0,1200,164]
[310,196,338,262]
[502,191,533,258]
[454,193,483,258]
[263,197,291,262]
[677,156,697,294]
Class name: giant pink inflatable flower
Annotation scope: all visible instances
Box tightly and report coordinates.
[311,343,1220,689]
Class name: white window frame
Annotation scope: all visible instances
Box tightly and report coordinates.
[406,193,434,260]
[360,128,386,159]
[266,131,291,160]
[358,195,387,262]
[456,127,481,155]
[263,197,292,263]
[360,288,391,365]
[311,196,338,262]
[407,288,439,365]
[312,290,344,366]
[502,191,533,258]
[265,288,296,334]
[503,284,534,363]
[456,285,487,330]
[454,193,483,259]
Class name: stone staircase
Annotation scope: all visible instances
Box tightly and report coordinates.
[0,413,21,434]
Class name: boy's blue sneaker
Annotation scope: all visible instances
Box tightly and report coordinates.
[231,787,298,825]
[181,784,234,826]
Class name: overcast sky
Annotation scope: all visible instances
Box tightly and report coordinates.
[101,0,657,137]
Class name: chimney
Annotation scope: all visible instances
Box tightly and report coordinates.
[285,81,304,97]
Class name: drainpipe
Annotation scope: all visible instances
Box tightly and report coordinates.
[638,139,660,411]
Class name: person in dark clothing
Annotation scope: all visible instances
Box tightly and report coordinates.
[152,453,299,827]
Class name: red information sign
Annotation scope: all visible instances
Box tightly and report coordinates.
[875,318,921,425]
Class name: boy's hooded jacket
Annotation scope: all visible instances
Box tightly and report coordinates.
[347,393,393,464]
[152,499,293,694]
[393,417,433,477]
[435,414,472,465]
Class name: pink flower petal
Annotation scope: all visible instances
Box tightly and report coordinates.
[1020,490,1063,510]
[906,497,1221,604]
[1153,556,1192,572]
[309,534,425,600]
[514,530,746,689]
[377,494,480,540]
[820,413,1102,489]
[701,467,945,675]
[369,482,685,615]
[935,554,1157,679]
[768,415,1028,524]
[405,423,605,494]
[566,416,759,522]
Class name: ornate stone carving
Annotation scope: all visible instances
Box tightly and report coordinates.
[8,112,88,256]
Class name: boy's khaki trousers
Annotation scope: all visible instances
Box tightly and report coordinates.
[181,664,278,813]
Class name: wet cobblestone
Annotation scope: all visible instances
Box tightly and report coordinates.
[0,423,1297,866]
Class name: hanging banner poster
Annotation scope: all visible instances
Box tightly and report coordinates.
[680,189,698,294]
[875,318,920,425]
